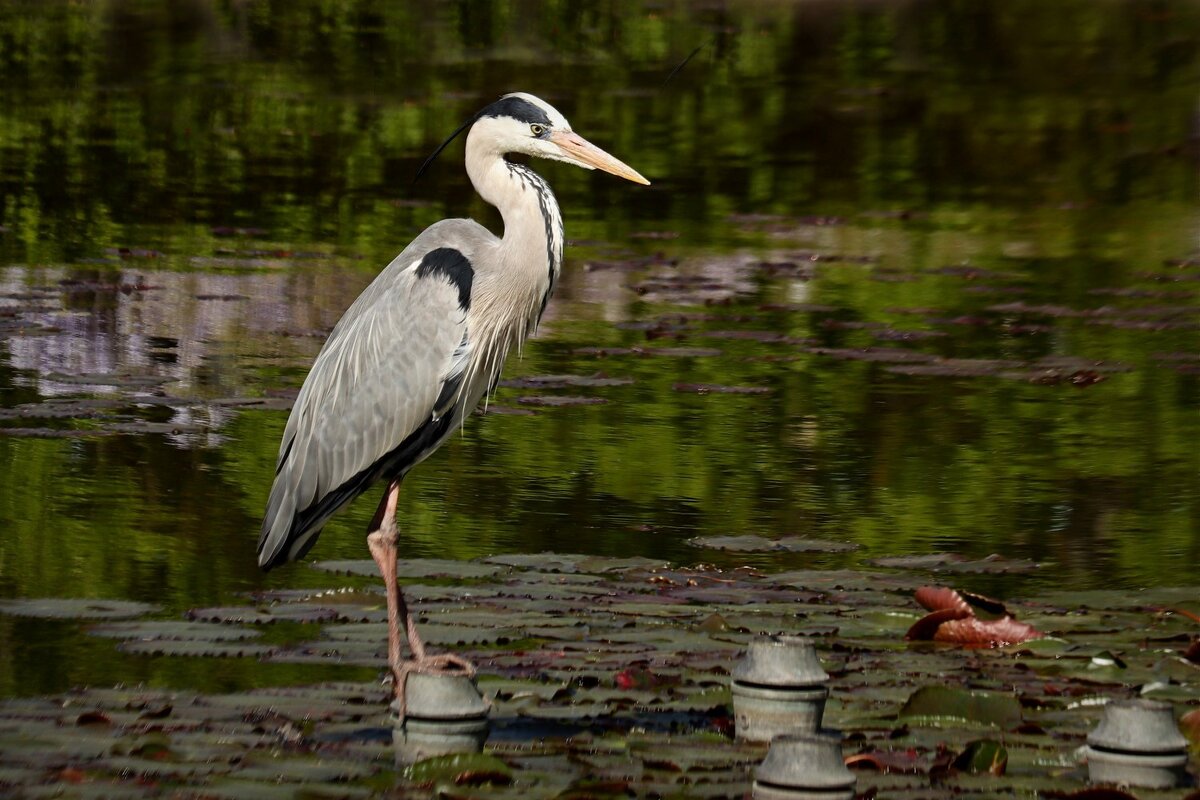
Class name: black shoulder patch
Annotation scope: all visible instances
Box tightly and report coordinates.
[416,247,474,311]
[479,96,553,127]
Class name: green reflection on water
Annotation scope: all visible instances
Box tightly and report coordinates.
[0,0,1198,696]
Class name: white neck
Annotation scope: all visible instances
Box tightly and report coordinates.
[465,132,563,293]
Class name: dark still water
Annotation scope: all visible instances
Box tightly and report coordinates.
[1,1,1198,695]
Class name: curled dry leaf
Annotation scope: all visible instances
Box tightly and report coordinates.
[905,608,968,641]
[914,586,971,615]
[908,586,1042,646]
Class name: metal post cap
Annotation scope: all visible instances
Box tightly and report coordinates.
[734,635,830,686]
[1087,698,1188,754]
[755,731,855,791]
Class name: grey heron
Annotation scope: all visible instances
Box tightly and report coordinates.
[257,93,648,712]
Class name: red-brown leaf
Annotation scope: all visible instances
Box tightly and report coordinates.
[934,615,1043,647]
[844,748,928,774]
[1184,638,1200,665]
[958,590,1008,617]
[53,768,88,784]
[915,586,971,614]
[906,608,970,641]
[75,711,111,727]
[1181,708,1200,747]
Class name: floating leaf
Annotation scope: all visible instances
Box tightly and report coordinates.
[898,686,1022,727]
[88,621,262,641]
[186,604,342,624]
[74,711,112,727]
[671,383,772,395]
[906,608,969,641]
[484,553,585,572]
[914,586,972,615]
[688,535,857,553]
[499,374,633,389]
[932,616,1043,647]
[118,639,277,658]
[635,346,723,358]
[935,554,1039,574]
[405,753,513,785]
[1040,790,1142,800]
[872,553,970,570]
[515,395,608,407]
[951,738,1008,775]
[0,598,161,620]
[311,559,505,580]
[908,587,1041,646]
[844,748,929,774]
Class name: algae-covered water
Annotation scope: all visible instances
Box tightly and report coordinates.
[1,0,1198,706]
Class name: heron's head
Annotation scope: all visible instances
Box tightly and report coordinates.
[417,92,649,185]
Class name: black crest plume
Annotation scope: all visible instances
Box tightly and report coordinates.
[414,113,479,184]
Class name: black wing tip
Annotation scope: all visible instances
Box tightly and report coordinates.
[256,538,284,572]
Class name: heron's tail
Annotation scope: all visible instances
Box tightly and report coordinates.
[258,469,327,571]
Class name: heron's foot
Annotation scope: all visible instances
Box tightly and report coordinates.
[391,652,479,721]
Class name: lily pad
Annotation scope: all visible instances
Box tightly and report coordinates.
[515,395,608,407]
[405,752,513,784]
[688,535,858,553]
[898,686,1022,728]
[311,559,505,580]
[117,639,277,658]
[952,738,1008,775]
[186,604,342,624]
[499,374,633,389]
[88,621,262,641]
[671,383,773,395]
[0,598,161,620]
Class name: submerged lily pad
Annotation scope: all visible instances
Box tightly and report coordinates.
[688,535,858,553]
[186,604,342,624]
[671,383,773,395]
[406,752,513,784]
[515,395,608,407]
[500,374,634,389]
[88,621,262,641]
[311,559,505,580]
[118,639,277,658]
[0,598,161,620]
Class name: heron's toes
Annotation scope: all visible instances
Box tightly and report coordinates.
[412,652,476,678]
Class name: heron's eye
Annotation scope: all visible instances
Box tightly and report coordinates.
[530,124,546,136]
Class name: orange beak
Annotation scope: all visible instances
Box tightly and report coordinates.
[550,130,650,185]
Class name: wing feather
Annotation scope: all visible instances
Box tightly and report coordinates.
[258,241,476,570]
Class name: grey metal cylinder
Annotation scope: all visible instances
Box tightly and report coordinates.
[732,635,830,742]
[392,671,490,765]
[752,731,856,800]
[1084,698,1189,789]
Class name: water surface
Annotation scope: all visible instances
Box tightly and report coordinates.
[1,0,1198,696]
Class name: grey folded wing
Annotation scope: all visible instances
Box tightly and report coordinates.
[257,247,474,569]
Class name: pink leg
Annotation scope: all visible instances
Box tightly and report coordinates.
[366,478,475,720]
